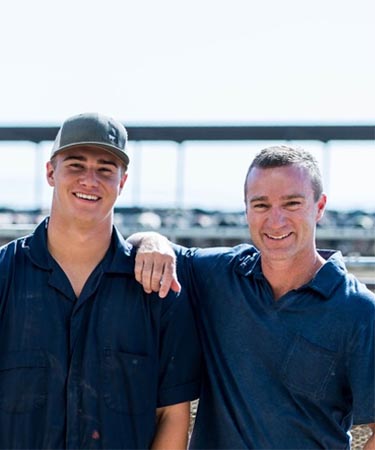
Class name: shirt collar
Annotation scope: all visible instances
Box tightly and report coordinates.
[308,250,347,298]
[235,246,346,300]
[104,226,135,275]
[22,218,52,270]
[234,247,262,277]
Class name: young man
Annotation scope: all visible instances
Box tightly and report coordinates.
[130,145,375,449]
[0,112,201,449]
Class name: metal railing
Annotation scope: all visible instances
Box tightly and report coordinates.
[1,222,373,288]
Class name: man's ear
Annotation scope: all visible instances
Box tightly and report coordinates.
[118,173,128,194]
[316,193,327,222]
[46,161,55,187]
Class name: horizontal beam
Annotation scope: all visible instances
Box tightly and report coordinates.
[0,224,373,241]
[0,125,374,144]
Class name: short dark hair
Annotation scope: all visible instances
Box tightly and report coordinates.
[244,145,324,202]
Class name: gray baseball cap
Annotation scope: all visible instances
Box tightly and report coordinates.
[51,112,129,166]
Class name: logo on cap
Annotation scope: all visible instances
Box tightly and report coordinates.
[108,126,118,145]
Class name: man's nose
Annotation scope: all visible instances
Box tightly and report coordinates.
[79,168,99,186]
[267,207,287,226]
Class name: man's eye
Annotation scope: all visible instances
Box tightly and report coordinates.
[99,167,114,174]
[285,201,301,208]
[253,203,268,210]
[69,163,83,169]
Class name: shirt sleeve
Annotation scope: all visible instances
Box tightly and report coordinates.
[347,299,375,425]
[0,242,16,306]
[156,283,202,407]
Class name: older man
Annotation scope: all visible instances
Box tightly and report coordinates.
[130,145,375,449]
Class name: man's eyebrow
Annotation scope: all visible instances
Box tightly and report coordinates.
[63,155,85,162]
[97,158,118,167]
[249,195,268,203]
[249,194,306,203]
[62,155,118,167]
[281,194,306,200]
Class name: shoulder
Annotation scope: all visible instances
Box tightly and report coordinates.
[175,242,256,259]
[328,264,375,325]
[109,226,137,268]
[319,250,375,308]
[0,237,24,266]
[174,242,259,274]
[344,274,375,313]
[0,237,28,297]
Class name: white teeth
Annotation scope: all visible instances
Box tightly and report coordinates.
[75,192,99,201]
[267,233,291,240]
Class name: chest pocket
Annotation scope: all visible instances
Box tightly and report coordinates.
[102,349,154,414]
[282,334,337,399]
[0,350,48,413]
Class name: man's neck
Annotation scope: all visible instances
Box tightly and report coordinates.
[47,214,112,256]
[261,252,326,301]
[46,215,113,297]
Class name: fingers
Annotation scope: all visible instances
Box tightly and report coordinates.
[134,253,150,291]
[135,253,160,293]
[158,266,182,299]
[134,251,180,298]
[149,255,165,293]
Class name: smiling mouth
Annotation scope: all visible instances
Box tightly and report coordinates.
[265,232,292,240]
[74,192,100,201]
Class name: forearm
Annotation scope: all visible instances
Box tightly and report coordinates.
[364,423,375,450]
[151,402,190,450]
[126,231,171,249]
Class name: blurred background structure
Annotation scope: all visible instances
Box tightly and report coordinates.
[1,123,374,292]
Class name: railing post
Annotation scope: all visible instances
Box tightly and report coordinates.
[176,142,186,209]
[322,141,331,199]
[131,141,142,206]
[34,142,43,211]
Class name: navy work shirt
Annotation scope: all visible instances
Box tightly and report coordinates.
[0,219,201,449]
[175,244,375,450]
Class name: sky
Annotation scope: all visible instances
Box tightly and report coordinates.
[0,0,374,212]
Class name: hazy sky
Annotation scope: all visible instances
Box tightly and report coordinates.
[0,0,374,211]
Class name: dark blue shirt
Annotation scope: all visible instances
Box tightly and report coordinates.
[0,219,201,449]
[175,244,375,449]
